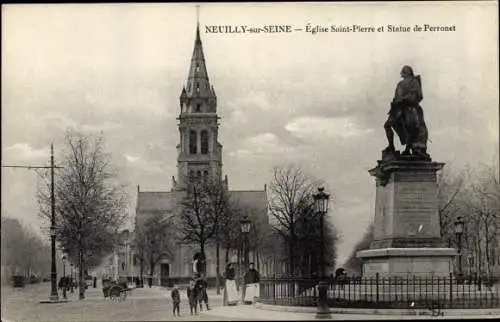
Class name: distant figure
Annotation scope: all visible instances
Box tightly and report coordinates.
[196,277,210,311]
[187,279,199,315]
[192,252,205,278]
[244,263,260,304]
[93,276,97,288]
[148,275,152,288]
[224,263,238,306]
[171,285,181,316]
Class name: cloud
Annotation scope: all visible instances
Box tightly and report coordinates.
[124,154,140,163]
[228,132,297,159]
[81,121,122,133]
[3,142,49,160]
[285,116,374,141]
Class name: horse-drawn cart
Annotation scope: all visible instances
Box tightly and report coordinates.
[103,279,132,301]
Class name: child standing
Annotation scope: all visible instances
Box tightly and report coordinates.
[187,279,198,315]
[170,285,181,316]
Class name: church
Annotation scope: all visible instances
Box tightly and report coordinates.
[133,23,269,285]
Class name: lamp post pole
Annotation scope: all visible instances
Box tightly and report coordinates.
[454,216,465,279]
[49,143,58,301]
[313,187,331,320]
[240,215,251,302]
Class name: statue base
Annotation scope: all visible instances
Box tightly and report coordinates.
[357,155,457,276]
[357,247,456,277]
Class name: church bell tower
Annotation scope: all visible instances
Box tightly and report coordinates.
[172,23,226,191]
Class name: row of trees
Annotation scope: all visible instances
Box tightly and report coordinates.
[344,161,499,276]
[267,166,339,277]
[1,217,53,283]
[37,132,128,299]
[134,164,341,294]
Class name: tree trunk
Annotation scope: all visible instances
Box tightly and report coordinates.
[256,246,260,271]
[484,217,491,276]
[216,239,221,294]
[149,257,155,277]
[79,247,85,300]
[200,240,205,260]
[140,251,144,287]
[290,221,295,276]
[224,241,230,266]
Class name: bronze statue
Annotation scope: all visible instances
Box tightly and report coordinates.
[383,65,429,158]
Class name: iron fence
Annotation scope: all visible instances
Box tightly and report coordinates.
[258,273,500,309]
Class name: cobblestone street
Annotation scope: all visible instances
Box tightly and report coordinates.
[1,283,241,321]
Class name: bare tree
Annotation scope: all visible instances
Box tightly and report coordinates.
[458,162,499,276]
[134,214,175,285]
[437,167,466,244]
[268,165,329,275]
[1,217,52,281]
[179,176,220,265]
[37,132,128,299]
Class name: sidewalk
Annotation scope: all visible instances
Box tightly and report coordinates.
[201,303,500,321]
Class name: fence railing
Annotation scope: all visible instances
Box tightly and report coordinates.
[258,273,500,309]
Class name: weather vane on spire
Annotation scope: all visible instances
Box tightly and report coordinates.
[196,4,200,26]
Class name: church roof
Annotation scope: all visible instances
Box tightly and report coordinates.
[135,189,268,224]
[136,191,185,212]
[230,190,269,224]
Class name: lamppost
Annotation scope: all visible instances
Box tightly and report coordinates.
[313,187,331,320]
[454,216,465,278]
[240,215,251,272]
[61,254,67,299]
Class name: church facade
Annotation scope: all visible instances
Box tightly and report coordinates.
[133,24,269,284]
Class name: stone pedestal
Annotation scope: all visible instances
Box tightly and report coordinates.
[357,155,457,276]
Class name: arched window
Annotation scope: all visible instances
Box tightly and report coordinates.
[197,170,201,177]
[200,130,209,154]
[203,170,208,176]
[196,104,201,112]
[189,170,194,178]
[189,131,197,154]
[195,63,200,73]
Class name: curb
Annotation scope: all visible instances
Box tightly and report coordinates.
[202,305,500,321]
[255,302,500,317]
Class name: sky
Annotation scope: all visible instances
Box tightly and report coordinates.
[2,2,499,266]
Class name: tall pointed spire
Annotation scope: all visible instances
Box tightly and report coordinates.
[184,5,211,98]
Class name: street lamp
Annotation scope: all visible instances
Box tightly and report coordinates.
[313,187,331,320]
[240,215,251,273]
[454,216,465,278]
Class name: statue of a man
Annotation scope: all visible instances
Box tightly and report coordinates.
[383,65,429,157]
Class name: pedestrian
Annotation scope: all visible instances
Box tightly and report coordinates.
[93,276,97,288]
[224,263,238,306]
[171,284,181,316]
[243,262,260,304]
[61,276,68,299]
[196,276,210,311]
[187,279,199,315]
